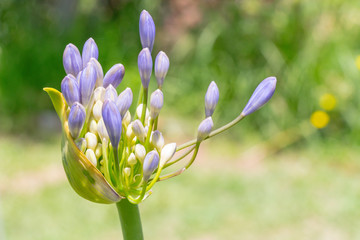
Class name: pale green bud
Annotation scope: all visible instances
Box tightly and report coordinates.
[123,111,131,126]
[135,144,146,162]
[124,167,131,177]
[160,143,177,167]
[92,100,103,121]
[95,143,102,159]
[132,120,146,143]
[93,86,105,102]
[128,153,137,166]
[85,132,98,150]
[126,122,135,140]
[86,149,97,166]
[89,119,98,135]
[136,104,150,122]
[97,118,109,142]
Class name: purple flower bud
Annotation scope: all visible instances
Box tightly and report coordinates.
[155,51,169,88]
[103,64,125,89]
[89,58,104,87]
[116,88,133,118]
[63,43,82,76]
[138,48,152,89]
[139,10,155,52]
[104,85,118,102]
[149,89,163,119]
[68,102,86,139]
[205,81,219,117]
[102,99,122,149]
[79,62,97,107]
[143,150,159,182]
[61,74,80,106]
[82,38,99,68]
[197,117,213,141]
[241,77,277,116]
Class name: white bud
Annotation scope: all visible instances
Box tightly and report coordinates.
[150,130,164,152]
[136,104,150,122]
[160,143,177,167]
[104,85,118,102]
[92,100,103,121]
[128,153,137,166]
[124,167,131,177]
[97,118,109,142]
[123,111,131,126]
[132,120,146,143]
[86,149,97,166]
[89,119,98,135]
[95,143,102,159]
[85,132,98,150]
[126,122,135,140]
[93,87,105,102]
[135,144,146,162]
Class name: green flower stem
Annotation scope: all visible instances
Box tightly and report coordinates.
[177,114,246,151]
[116,199,144,240]
[141,88,148,124]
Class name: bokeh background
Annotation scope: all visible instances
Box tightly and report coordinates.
[1,0,360,239]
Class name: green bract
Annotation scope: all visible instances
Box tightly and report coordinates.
[44,87,122,204]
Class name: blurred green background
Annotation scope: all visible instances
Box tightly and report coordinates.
[1,0,360,239]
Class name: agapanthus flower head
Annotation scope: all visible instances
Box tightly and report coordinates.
[102,99,122,149]
[139,10,155,52]
[45,9,276,206]
[63,43,82,76]
[61,74,80,106]
[155,51,169,88]
[241,76,277,116]
[205,81,219,117]
[68,102,86,139]
[103,64,125,89]
[82,38,99,68]
[138,48,152,89]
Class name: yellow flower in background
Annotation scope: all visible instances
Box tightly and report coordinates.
[310,110,330,128]
[319,93,336,111]
[356,55,360,70]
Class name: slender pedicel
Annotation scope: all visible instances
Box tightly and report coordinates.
[82,38,99,68]
[61,74,80,106]
[68,102,86,139]
[205,81,219,117]
[103,64,125,88]
[155,51,169,89]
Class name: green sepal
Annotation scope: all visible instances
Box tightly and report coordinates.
[44,87,122,204]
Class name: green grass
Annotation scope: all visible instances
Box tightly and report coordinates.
[1,135,360,240]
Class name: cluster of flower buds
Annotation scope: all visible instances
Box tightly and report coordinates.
[45,10,277,205]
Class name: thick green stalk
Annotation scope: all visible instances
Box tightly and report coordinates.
[116,199,144,240]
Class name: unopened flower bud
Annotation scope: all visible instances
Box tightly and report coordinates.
[138,48,152,89]
[90,58,104,87]
[123,111,131,126]
[61,74,80,107]
[68,102,86,139]
[79,62,97,106]
[104,85,118,102]
[136,104,150,121]
[89,119,98,135]
[197,117,213,141]
[143,150,159,182]
[205,81,219,117]
[93,87,105,102]
[124,167,131,177]
[132,120,146,143]
[160,143,177,167]
[92,100,103,121]
[241,77,277,116]
[139,10,155,52]
[102,100,122,149]
[103,64,125,89]
[126,122,135,140]
[135,144,146,162]
[155,51,169,88]
[97,118,109,142]
[150,130,164,152]
[150,89,163,119]
[116,88,133,118]
[95,143,102,159]
[63,43,82,76]
[85,149,97,166]
[128,153,137,166]
[82,38,99,67]
[85,132,98,150]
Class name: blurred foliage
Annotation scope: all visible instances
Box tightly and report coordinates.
[0,0,360,142]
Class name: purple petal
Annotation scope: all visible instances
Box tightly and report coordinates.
[154,51,169,88]
[204,81,219,117]
[61,74,80,106]
[102,99,122,149]
[139,10,156,52]
[138,48,152,89]
[63,44,82,76]
[68,102,86,139]
[82,38,99,68]
[103,64,125,89]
